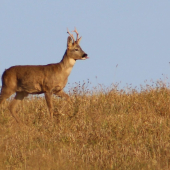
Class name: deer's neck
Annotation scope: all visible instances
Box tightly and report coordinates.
[60,51,76,76]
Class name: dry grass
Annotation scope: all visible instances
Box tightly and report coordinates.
[0,81,170,170]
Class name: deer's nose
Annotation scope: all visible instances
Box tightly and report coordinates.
[82,54,88,58]
[82,53,89,59]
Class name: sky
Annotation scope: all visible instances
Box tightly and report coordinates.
[0,1,170,90]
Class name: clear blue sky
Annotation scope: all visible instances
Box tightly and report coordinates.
[0,1,170,90]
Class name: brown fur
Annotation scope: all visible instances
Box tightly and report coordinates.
[0,29,88,123]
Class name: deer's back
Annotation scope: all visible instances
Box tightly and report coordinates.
[1,64,64,94]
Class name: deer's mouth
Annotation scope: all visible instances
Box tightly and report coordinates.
[82,54,89,59]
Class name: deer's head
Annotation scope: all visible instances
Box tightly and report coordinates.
[66,28,88,60]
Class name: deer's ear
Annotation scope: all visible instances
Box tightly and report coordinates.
[67,36,73,47]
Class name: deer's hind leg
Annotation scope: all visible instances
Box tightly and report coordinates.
[9,92,28,123]
[0,87,15,106]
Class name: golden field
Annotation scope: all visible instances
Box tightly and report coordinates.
[0,81,170,170]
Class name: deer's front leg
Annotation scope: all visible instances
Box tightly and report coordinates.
[53,90,70,101]
[45,92,53,119]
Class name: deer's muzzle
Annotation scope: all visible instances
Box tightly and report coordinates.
[82,54,89,59]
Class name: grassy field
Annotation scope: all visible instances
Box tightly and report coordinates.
[0,81,170,170]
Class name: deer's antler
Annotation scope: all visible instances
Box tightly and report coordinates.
[72,27,82,44]
[67,28,75,42]
[72,27,79,41]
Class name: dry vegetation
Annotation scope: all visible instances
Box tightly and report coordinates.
[0,81,170,170]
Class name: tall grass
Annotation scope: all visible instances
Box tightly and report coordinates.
[0,81,170,170]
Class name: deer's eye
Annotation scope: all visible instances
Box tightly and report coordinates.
[75,49,79,51]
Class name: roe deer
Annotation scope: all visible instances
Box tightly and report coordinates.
[0,28,88,123]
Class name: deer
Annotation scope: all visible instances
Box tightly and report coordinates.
[0,28,88,123]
